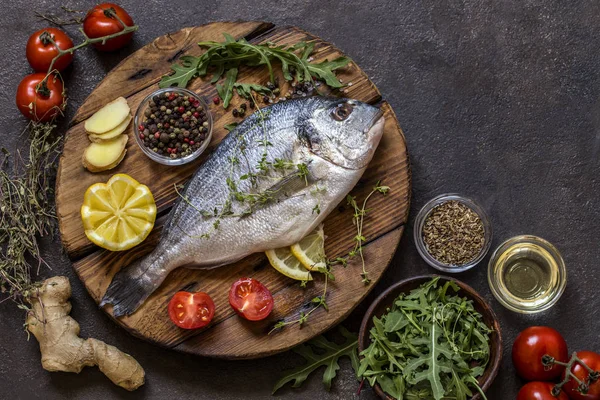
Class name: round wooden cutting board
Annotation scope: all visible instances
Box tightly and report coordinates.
[56,21,411,359]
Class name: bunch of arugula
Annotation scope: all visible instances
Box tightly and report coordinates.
[159,33,351,108]
[358,278,492,400]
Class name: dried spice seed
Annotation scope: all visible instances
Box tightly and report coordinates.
[139,91,209,160]
[422,200,485,265]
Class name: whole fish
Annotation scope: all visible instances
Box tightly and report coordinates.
[100,96,385,317]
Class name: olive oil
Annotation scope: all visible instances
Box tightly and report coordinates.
[488,236,566,313]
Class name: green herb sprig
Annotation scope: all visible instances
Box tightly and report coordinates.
[0,122,62,306]
[358,278,492,400]
[269,265,334,334]
[159,33,351,108]
[273,326,360,393]
[339,181,390,284]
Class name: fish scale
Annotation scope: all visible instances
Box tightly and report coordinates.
[100,96,385,317]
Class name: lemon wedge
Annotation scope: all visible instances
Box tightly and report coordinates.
[265,247,313,281]
[291,224,327,271]
[81,174,157,251]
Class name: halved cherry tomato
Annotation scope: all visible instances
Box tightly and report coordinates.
[229,278,274,321]
[562,351,600,400]
[168,291,215,330]
[512,326,569,381]
[26,28,74,72]
[16,73,65,121]
[83,3,134,52]
[517,382,569,400]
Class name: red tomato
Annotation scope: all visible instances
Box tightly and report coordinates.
[83,3,134,51]
[26,28,74,72]
[228,278,274,321]
[562,351,600,400]
[168,291,215,329]
[16,73,65,121]
[512,326,569,381]
[517,382,569,400]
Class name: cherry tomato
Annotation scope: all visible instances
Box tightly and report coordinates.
[562,351,600,400]
[16,73,65,122]
[83,3,134,52]
[228,278,274,321]
[517,382,569,400]
[168,291,215,330]
[26,28,74,72]
[512,326,569,381]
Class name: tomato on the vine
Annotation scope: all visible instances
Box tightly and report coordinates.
[83,3,134,52]
[517,382,569,400]
[562,351,600,400]
[228,278,273,321]
[26,28,74,72]
[16,73,65,122]
[512,326,569,381]
[168,291,215,330]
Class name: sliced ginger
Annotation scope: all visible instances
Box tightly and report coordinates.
[88,114,132,143]
[26,276,145,391]
[82,134,128,172]
[84,97,131,134]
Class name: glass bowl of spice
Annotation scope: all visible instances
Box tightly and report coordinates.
[414,193,492,273]
[134,88,213,166]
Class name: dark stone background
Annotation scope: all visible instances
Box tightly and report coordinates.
[1,0,599,399]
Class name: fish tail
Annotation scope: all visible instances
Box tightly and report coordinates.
[99,254,168,318]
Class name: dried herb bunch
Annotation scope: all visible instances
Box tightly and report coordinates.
[422,200,485,265]
[0,122,62,304]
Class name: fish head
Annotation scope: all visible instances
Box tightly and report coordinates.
[302,98,385,170]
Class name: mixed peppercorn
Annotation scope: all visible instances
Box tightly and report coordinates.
[138,91,209,159]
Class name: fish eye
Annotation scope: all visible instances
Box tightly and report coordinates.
[331,102,354,121]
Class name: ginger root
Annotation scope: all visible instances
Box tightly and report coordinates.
[26,276,145,391]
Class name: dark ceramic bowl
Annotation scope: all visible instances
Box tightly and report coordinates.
[358,275,502,400]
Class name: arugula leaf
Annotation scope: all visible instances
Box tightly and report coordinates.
[384,311,408,333]
[306,57,351,88]
[451,369,473,400]
[159,55,202,88]
[160,33,351,107]
[217,67,238,108]
[233,83,272,99]
[404,321,454,399]
[224,123,239,132]
[358,278,493,400]
[272,326,357,393]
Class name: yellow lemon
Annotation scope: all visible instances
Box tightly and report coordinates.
[290,224,327,271]
[265,247,313,281]
[81,174,156,251]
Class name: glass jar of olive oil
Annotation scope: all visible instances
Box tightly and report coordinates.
[488,235,566,313]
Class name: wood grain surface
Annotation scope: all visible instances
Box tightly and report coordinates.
[56,22,411,359]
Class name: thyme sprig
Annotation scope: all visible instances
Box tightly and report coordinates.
[269,265,335,334]
[35,6,84,26]
[268,182,390,333]
[343,181,390,284]
[0,122,62,305]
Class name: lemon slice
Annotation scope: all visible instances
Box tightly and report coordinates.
[291,224,327,271]
[265,247,313,281]
[81,174,157,251]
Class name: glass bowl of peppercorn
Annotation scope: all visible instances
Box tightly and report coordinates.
[134,88,213,166]
[413,193,493,273]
